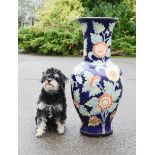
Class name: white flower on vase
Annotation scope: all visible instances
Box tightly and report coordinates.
[73,65,84,75]
[109,23,115,32]
[105,65,120,82]
[75,75,83,84]
[92,21,105,34]
[81,23,87,34]
[83,38,87,56]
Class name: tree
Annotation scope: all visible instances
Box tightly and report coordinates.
[33,0,84,31]
[80,0,124,10]
[18,0,42,28]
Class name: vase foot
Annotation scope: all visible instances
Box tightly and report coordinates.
[80,130,113,137]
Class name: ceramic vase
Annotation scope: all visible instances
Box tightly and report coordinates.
[71,17,123,136]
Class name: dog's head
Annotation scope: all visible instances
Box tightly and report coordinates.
[41,67,68,93]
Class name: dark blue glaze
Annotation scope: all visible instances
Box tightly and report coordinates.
[71,17,123,136]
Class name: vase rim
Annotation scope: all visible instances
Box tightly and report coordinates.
[77,17,119,21]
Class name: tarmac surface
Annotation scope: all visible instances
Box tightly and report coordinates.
[18,54,136,155]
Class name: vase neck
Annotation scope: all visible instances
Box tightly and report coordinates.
[78,18,117,63]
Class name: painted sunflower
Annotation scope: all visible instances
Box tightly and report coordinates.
[98,93,113,111]
[93,42,108,58]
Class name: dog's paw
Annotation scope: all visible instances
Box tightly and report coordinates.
[36,129,45,138]
[57,128,65,134]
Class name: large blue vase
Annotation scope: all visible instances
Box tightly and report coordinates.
[71,17,123,136]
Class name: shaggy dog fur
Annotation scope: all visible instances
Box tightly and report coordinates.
[35,67,68,137]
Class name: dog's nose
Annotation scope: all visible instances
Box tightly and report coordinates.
[48,80,51,83]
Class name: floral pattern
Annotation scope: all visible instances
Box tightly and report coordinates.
[109,23,115,32]
[81,22,87,34]
[90,76,101,86]
[72,69,122,116]
[73,65,84,75]
[71,18,122,135]
[93,42,108,58]
[105,65,120,82]
[83,38,87,56]
[98,93,113,111]
[106,37,112,46]
[75,75,83,84]
[92,21,105,34]
[88,116,102,126]
[90,33,103,44]
[80,20,116,61]
[71,64,122,134]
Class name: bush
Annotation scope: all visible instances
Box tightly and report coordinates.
[18,25,83,55]
[18,28,36,52]
[112,36,136,56]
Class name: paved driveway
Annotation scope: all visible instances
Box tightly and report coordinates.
[18,54,136,155]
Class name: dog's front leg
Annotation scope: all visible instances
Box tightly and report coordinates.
[56,120,65,134]
[36,117,47,137]
[35,109,47,138]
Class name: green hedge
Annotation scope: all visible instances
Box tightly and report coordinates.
[18,26,83,55]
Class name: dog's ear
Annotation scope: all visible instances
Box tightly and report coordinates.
[41,72,45,83]
[61,73,69,83]
[60,73,68,89]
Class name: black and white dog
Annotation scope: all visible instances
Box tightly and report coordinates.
[35,67,68,137]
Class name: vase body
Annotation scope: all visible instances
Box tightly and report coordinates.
[71,17,123,136]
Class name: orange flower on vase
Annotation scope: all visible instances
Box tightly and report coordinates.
[73,99,80,109]
[93,42,108,58]
[90,76,101,86]
[88,116,102,126]
[98,93,113,111]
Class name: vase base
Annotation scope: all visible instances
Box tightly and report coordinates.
[80,130,113,137]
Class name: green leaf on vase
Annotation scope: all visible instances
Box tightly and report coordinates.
[82,80,90,92]
[85,97,99,108]
[112,89,121,102]
[90,33,103,44]
[92,21,105,34]
[81,22,87,34]
[104,80,115,94]
[88,52,93,60]
[83,71,94,80]
[79,105,90,116]
[74,89,80,103]
[90,106,101,116]
[89,86,102,97]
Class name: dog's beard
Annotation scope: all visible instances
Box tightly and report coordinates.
[43,79,59,92]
